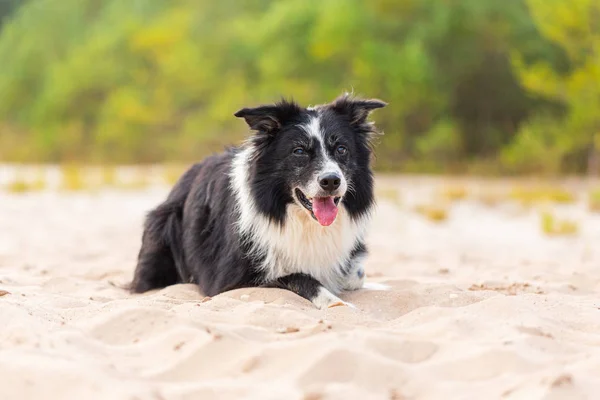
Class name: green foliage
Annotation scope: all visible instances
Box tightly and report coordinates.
[0,0,596,174]
[511,0,600,175]
[500,115,567,174]
[414,119,463,171]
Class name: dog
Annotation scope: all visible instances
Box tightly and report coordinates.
[131,93,387,309]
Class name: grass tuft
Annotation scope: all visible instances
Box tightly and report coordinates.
[540,211,579,236]
[510,186,576,206]
[60,164,86,191]
[589,189,600,212]
[100,165,118,187]
[6,169,46,193]
[440,185,468,202]
[415,204,449,222]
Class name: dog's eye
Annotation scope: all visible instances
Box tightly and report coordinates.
[336,145,348,155]
[293,147,306,155]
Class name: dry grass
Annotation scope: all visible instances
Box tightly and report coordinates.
[60,164,86,191]
[7,180,38,193]
[540,211,579,236]
[589,189,600,212]
[510,186,576,206]
[100,165,118,187]
[5,169,46,193]
[7,178,46,193]
[440,185,468,202]
[415,204,449,222]
[7,165,159,192]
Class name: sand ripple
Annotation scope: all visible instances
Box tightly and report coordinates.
[1,181,600,399]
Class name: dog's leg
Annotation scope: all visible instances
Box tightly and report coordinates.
[131,206,183,293]
[341,241,368,291]
[341,242,390,291]
[341,260,366,291]
[343,260,390,291]
[266,273,354,309]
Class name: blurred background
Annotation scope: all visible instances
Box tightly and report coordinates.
[0,0,598,176]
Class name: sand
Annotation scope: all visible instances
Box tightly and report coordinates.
[1,175,600,400]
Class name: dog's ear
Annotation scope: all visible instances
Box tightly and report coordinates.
[330,93,387,126]
[234,99,302,134]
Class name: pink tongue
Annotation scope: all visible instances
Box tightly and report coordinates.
[312,197,338,226]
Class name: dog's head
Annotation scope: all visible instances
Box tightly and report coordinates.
[235,93,386,227]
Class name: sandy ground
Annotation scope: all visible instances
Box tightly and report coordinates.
[1,175,600,400]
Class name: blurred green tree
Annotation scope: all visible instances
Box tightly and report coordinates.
[0,0,593,176]
[508,0,600,174]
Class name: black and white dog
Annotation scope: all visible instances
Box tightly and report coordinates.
[131,93,387,309]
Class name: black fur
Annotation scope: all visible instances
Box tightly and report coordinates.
[264,273,321,301]
[131,94,386,307]
[344,241,367,274]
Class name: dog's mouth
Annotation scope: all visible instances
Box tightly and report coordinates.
[295,188,341,226]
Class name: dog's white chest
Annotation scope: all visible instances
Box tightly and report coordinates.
[254,205,367,292]
[230,146,370,292]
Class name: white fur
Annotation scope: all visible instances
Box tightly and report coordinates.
[341,254,367,291]
[301,115,322,141]
[298,115,348,197]
[230,146,371,294]
[312,287,355,309]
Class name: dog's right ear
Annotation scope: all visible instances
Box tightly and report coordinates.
[330,93,387,126]
[234,99,301,134]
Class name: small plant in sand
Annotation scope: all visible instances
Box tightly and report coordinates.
[510,186,576,206]
[440,185,468,202]
[540,211,579,236]
[100,165,118,187]
[7,179,33,193]
[415,204,449,222]
[589,189,600,212]
[32,169,47,191]
[6,169,46,193]
[60,164,87,191]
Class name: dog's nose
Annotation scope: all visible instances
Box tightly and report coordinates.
[319,173,341,192]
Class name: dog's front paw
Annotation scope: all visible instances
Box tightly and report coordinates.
[341,264,366,291]
[312,287,355,310]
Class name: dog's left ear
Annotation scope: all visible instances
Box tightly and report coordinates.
[330,93,387,126]
[234,99,301,134]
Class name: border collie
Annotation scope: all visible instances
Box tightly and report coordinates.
[131,93,387,309]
